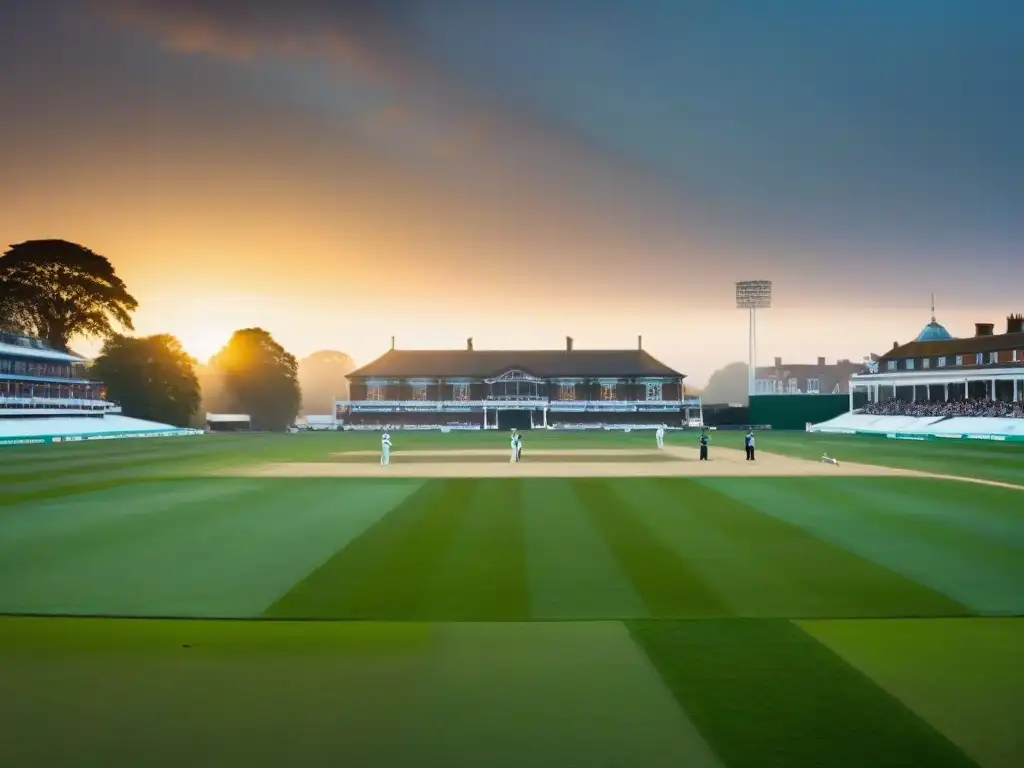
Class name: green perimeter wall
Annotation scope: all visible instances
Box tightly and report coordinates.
[749,394,848,430]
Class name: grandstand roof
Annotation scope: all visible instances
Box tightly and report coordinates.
[348,348,684,379]
[0,338,84,363]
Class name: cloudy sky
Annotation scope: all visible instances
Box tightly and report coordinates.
[2,0,1021,383]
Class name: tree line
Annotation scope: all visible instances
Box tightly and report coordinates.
[1,240,353,429]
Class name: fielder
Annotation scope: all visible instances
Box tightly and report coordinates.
[821,453,839,466]
[655,424,666,449]
[510,429,519,463]
[744,430,756,460]
[699,430,709,461]
[381,431,392,466]
[516,432,523,462]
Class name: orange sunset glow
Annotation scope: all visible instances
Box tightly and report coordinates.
[3,1,1022,384]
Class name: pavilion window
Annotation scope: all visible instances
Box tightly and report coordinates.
[887,361,896,371]
[905,359,915,371]
[411,384,428,401]
[806,378,820,394]
[922,358,930,369]
[559,384,576,401]
[937,357,946,368]
[644,382,662,401]
[955,355,963,366]
[367,384,384,401]
[452,383,470,402]
[600,383,617,400]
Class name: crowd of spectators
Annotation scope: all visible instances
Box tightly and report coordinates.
[858,398,1024,419]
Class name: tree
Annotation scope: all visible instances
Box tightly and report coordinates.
[0,239,138,350]
[210,328,301,430]
[298,350,355,416]
[91,334,201,427]
[701,361,750,405]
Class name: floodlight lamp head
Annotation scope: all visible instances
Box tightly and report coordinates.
[735,280,773,309]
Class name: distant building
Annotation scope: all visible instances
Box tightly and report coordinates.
[337,335,702,429]
[754,356,864,395]
[851,312,1024,405]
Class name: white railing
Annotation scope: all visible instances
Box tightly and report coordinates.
[0,396,117,410]
[335,398,701,411]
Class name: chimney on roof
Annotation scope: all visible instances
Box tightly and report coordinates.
[774,356,782,367]
[466,337,473,351]
[1007,314,1024,334]
[391,336,395,350]
[817,356,826,367]
[975,323,994,337]
[566,336,574,352]
[893,341,899,349]
[638,335,642,350]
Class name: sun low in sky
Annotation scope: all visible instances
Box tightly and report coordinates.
[4,1,1022,383]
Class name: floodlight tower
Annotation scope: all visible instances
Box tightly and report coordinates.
[736,280,773,396]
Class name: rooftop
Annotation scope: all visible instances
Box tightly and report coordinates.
[0,332,85,363]
[348,340,683,380]
[882,312,1024,360]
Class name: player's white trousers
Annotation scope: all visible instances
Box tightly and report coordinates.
[381,449,390,466]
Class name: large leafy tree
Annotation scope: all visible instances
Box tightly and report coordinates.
[92,334,201,427]
[0,239,138,350]
[298,350,355,416]
[210,328,301,430]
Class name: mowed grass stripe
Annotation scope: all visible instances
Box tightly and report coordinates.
[405,622,723,768]
[800,618,1024,768]
[621,479,969,619]
[1,479,423,618]
[417,479,530,620]
[627,619,979,768]
[266,480,477,619]
[521,480,648,619]
[704,477,1014,615]
[573,479,729,618]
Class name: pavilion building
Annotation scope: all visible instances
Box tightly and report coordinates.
[336,336,702,430]
[849,312,1024,409]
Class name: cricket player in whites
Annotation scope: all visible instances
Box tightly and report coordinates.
[381,431,392,466]
[821,453,839,466]
[510,429,520,463]
[655,424,666,449]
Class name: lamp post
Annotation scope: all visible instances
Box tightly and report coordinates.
[736,281,773,397]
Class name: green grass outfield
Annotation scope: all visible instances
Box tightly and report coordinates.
[1,430,1022,767]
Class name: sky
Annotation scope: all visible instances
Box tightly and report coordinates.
[1,0,1022,385]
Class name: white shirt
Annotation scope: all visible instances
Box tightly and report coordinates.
[382,434,391,447]
[656,428,665,437]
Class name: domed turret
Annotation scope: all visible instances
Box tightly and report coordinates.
[916,321,953,342]
[915,294,953,342]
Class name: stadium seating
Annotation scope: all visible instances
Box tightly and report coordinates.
[809,408,1024,442]
[0,414,200,443]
